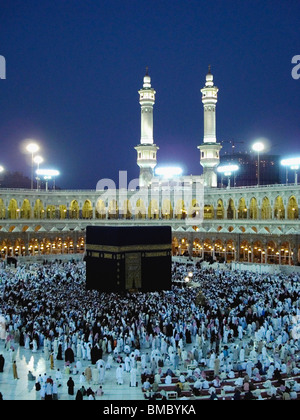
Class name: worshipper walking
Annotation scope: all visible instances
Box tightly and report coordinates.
[50,353,54,370]
[76,390,84,400]
[12,361,19,380]
[116,365,124,385]
[0,354,5,372]
[67,377,75,396]
[85,366,92,384]
[1,259,300,401]
[130,367,137,387]
[65,347,75,364]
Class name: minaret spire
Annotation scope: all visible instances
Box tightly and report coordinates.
[198,67,222,187]
[134,69,159,188]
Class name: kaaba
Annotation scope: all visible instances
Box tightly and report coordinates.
[85,226,172,292]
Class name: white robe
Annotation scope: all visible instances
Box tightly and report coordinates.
[0,316,6,340]
[125,356,131,372]
[93,367,100,384]
[99,366,105,384]
[116,366,124,385]
[130,368,137,387]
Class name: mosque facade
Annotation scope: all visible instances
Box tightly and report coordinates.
[0,69,299,265]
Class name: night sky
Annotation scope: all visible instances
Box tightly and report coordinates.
[0,0,299,189]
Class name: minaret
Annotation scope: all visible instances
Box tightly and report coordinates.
[198,66,222,187]
[135,68,159,188]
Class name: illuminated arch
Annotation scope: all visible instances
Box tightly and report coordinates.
[214,239,225,261]
[287,196,299,220]
[216,199,224,219]
[21,199,31,219]
[82,200,93,219]
[0,199,5,219]
[274,196,285,219]
[189,199,201,218]
[204,204,214,220]
[253,240,264,263]
[14,238,25,256]
[226,240,236,262]
[266,240,279,264]
[135,199,146,219]
[28,238,39,256]
[62,236,74,254]
[249,197,258,220]
[172,237,179,256]
[59,205,67,219]
[70,200,79,219]
[40,237,52,255]
[280,241,292,265]
[95,199,106,219]
[192,238,202,257]
[175,200,187,219]
[34,199,44,219]
[161,199,173,219]
[261,197,272,220]
[8,199,18,219]
[148,199,159,219]
[179,237,189,255]
[238,198,247,219]
[108,199,119,219]
[77,236,85,253]
[121,200,132,219]
[203,239,213,259]
[46,205,56,219]
[0,239,11,256]
[240,240,251,262]
[227,199,236,220]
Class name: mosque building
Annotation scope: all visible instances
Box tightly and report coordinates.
[0,68,299,267]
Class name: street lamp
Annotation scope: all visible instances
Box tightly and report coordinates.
[281,157,300,185]
[252,141,265,186]
[36,169,60,191]
[26,142,40,189]
[155,166,183,178]
[33,155,44,190]
[217,164,239,189]
[0,165,4,188]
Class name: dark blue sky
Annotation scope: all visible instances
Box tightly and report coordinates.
[0,0,299,189]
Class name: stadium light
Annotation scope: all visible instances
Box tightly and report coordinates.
[34,156,44,190]
[252,141,265,186]
[36,169,60,191]
[26,141,40,190]
[36,169,59,177]
[217,164,239,189]
[281,157,300,185]
[155,166,183,178]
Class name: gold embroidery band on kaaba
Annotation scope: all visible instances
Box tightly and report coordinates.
[86,243,172,253]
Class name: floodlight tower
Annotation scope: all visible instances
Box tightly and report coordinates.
[217,164,239,189]
[281,157,300,185]
[198,66,222,187]
[135,68,159,188]
[252,141,265,186]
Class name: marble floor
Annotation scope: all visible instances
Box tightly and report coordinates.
[0,339,153,401]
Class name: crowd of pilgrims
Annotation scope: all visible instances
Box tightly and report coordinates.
[0,259,300,400]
